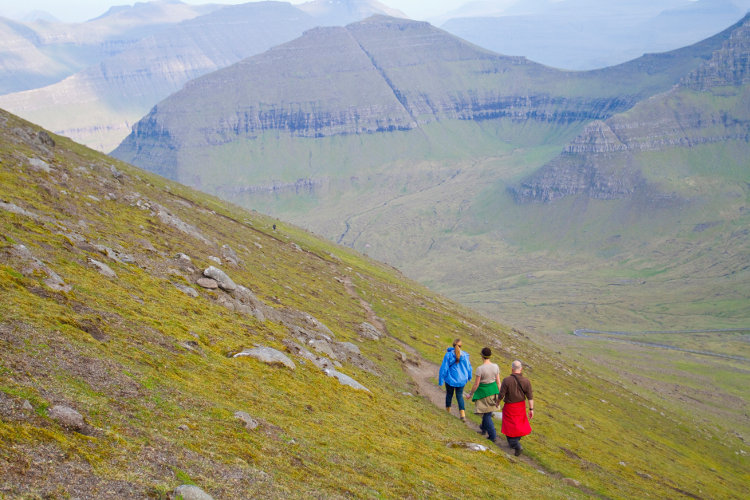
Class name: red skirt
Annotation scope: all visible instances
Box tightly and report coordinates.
[501,401,532,437]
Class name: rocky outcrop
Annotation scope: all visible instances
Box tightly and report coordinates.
[682,15,750,90]
[513,16,750,204]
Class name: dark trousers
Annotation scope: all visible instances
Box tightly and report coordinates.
[445,384,465,411]
[506,436,522,450]
[481,412,496,441]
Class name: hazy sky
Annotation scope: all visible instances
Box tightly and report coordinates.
[0,0,467,23]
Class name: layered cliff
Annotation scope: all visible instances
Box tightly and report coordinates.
[512,14,750,203]
[113,14,730,181]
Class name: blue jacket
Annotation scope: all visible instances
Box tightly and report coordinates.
[438,347,472,387]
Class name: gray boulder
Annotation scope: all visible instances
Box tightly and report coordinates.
[173,484,214,500]
[234,411,259,430]
[48,405,86,433]
[447,442,493,452]
[88,258,117,278]
[203,266,237,291]
[323,368,370,392]
[196,278,218,289]
[233,347,295,370]
[358,322,383,340]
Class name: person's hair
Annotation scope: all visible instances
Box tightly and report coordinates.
[511,360,523,371]
[481,347,492,358]
[453,338,462,362]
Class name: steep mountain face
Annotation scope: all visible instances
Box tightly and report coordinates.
[0,3,318,153]
[112,14,725,182]
[440,0,750,70]
[512,14,750,203]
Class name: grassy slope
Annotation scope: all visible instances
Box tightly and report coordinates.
[0,111,747,498]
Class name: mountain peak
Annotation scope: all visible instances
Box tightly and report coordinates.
[682,13,750,89]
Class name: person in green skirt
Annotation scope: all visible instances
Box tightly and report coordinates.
[465,347,501,442]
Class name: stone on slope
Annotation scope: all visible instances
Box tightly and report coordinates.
[48,405,87,433]
[203,266,237,291]
[173,484,214,500]
[233,347,296,370]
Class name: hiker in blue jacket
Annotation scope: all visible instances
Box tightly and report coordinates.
[438,338,472,421]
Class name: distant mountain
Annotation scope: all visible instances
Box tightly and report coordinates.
[111,15,748,337]
[0,1,217,94]
[0,3,318,152]
[112,15,728,187]
[512,13,750,203]
[0,1,407,153]
[440,0,750,69]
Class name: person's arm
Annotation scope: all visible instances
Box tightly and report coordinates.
[438,355,447,386]
[528,398,534,419]
[465,374,481,399]
[494,372,502,406]
[497,378,507,403]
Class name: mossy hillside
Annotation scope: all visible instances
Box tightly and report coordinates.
[0,110,746,498]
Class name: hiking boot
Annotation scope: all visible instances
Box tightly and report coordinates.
[514,446,523,457]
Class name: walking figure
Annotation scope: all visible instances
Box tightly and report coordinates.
[438,338,472,422]
[498,360,534,456]
[466,347,501,442]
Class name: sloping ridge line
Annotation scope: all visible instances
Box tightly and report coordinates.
[347,27,419,128]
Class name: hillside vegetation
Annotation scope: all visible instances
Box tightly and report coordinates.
[1,111,747,498]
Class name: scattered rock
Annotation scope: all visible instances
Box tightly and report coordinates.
[172,484,214,500]
[323,368,370,392]
[562,478,581,487]
[221,244,241,266]
[575,424,585,431]
[208,255,222,265]
[174,283,199,297]
[8,244,71,292]
[28,158,51,173]
[178,424,189,432]
[179,340,203,355]
[309,339,337,359]
[196,278,218,289]
[203,266,237,291]
[48,405,87,433]
[0,202,44,221]
[88,258,117,278]
[446,442,493,452]
[233,347,296,370]
[234,411,259,430]
[283,340,339,371]
[154,203,212,245]
[358,322,383,340]
[22,400,33,412]
[37,131,55,148]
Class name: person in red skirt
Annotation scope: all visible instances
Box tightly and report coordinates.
[498,360,534,456]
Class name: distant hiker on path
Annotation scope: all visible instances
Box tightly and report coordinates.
[465,347,501,442]
[498,360,534,456]
[438,338,472,422]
